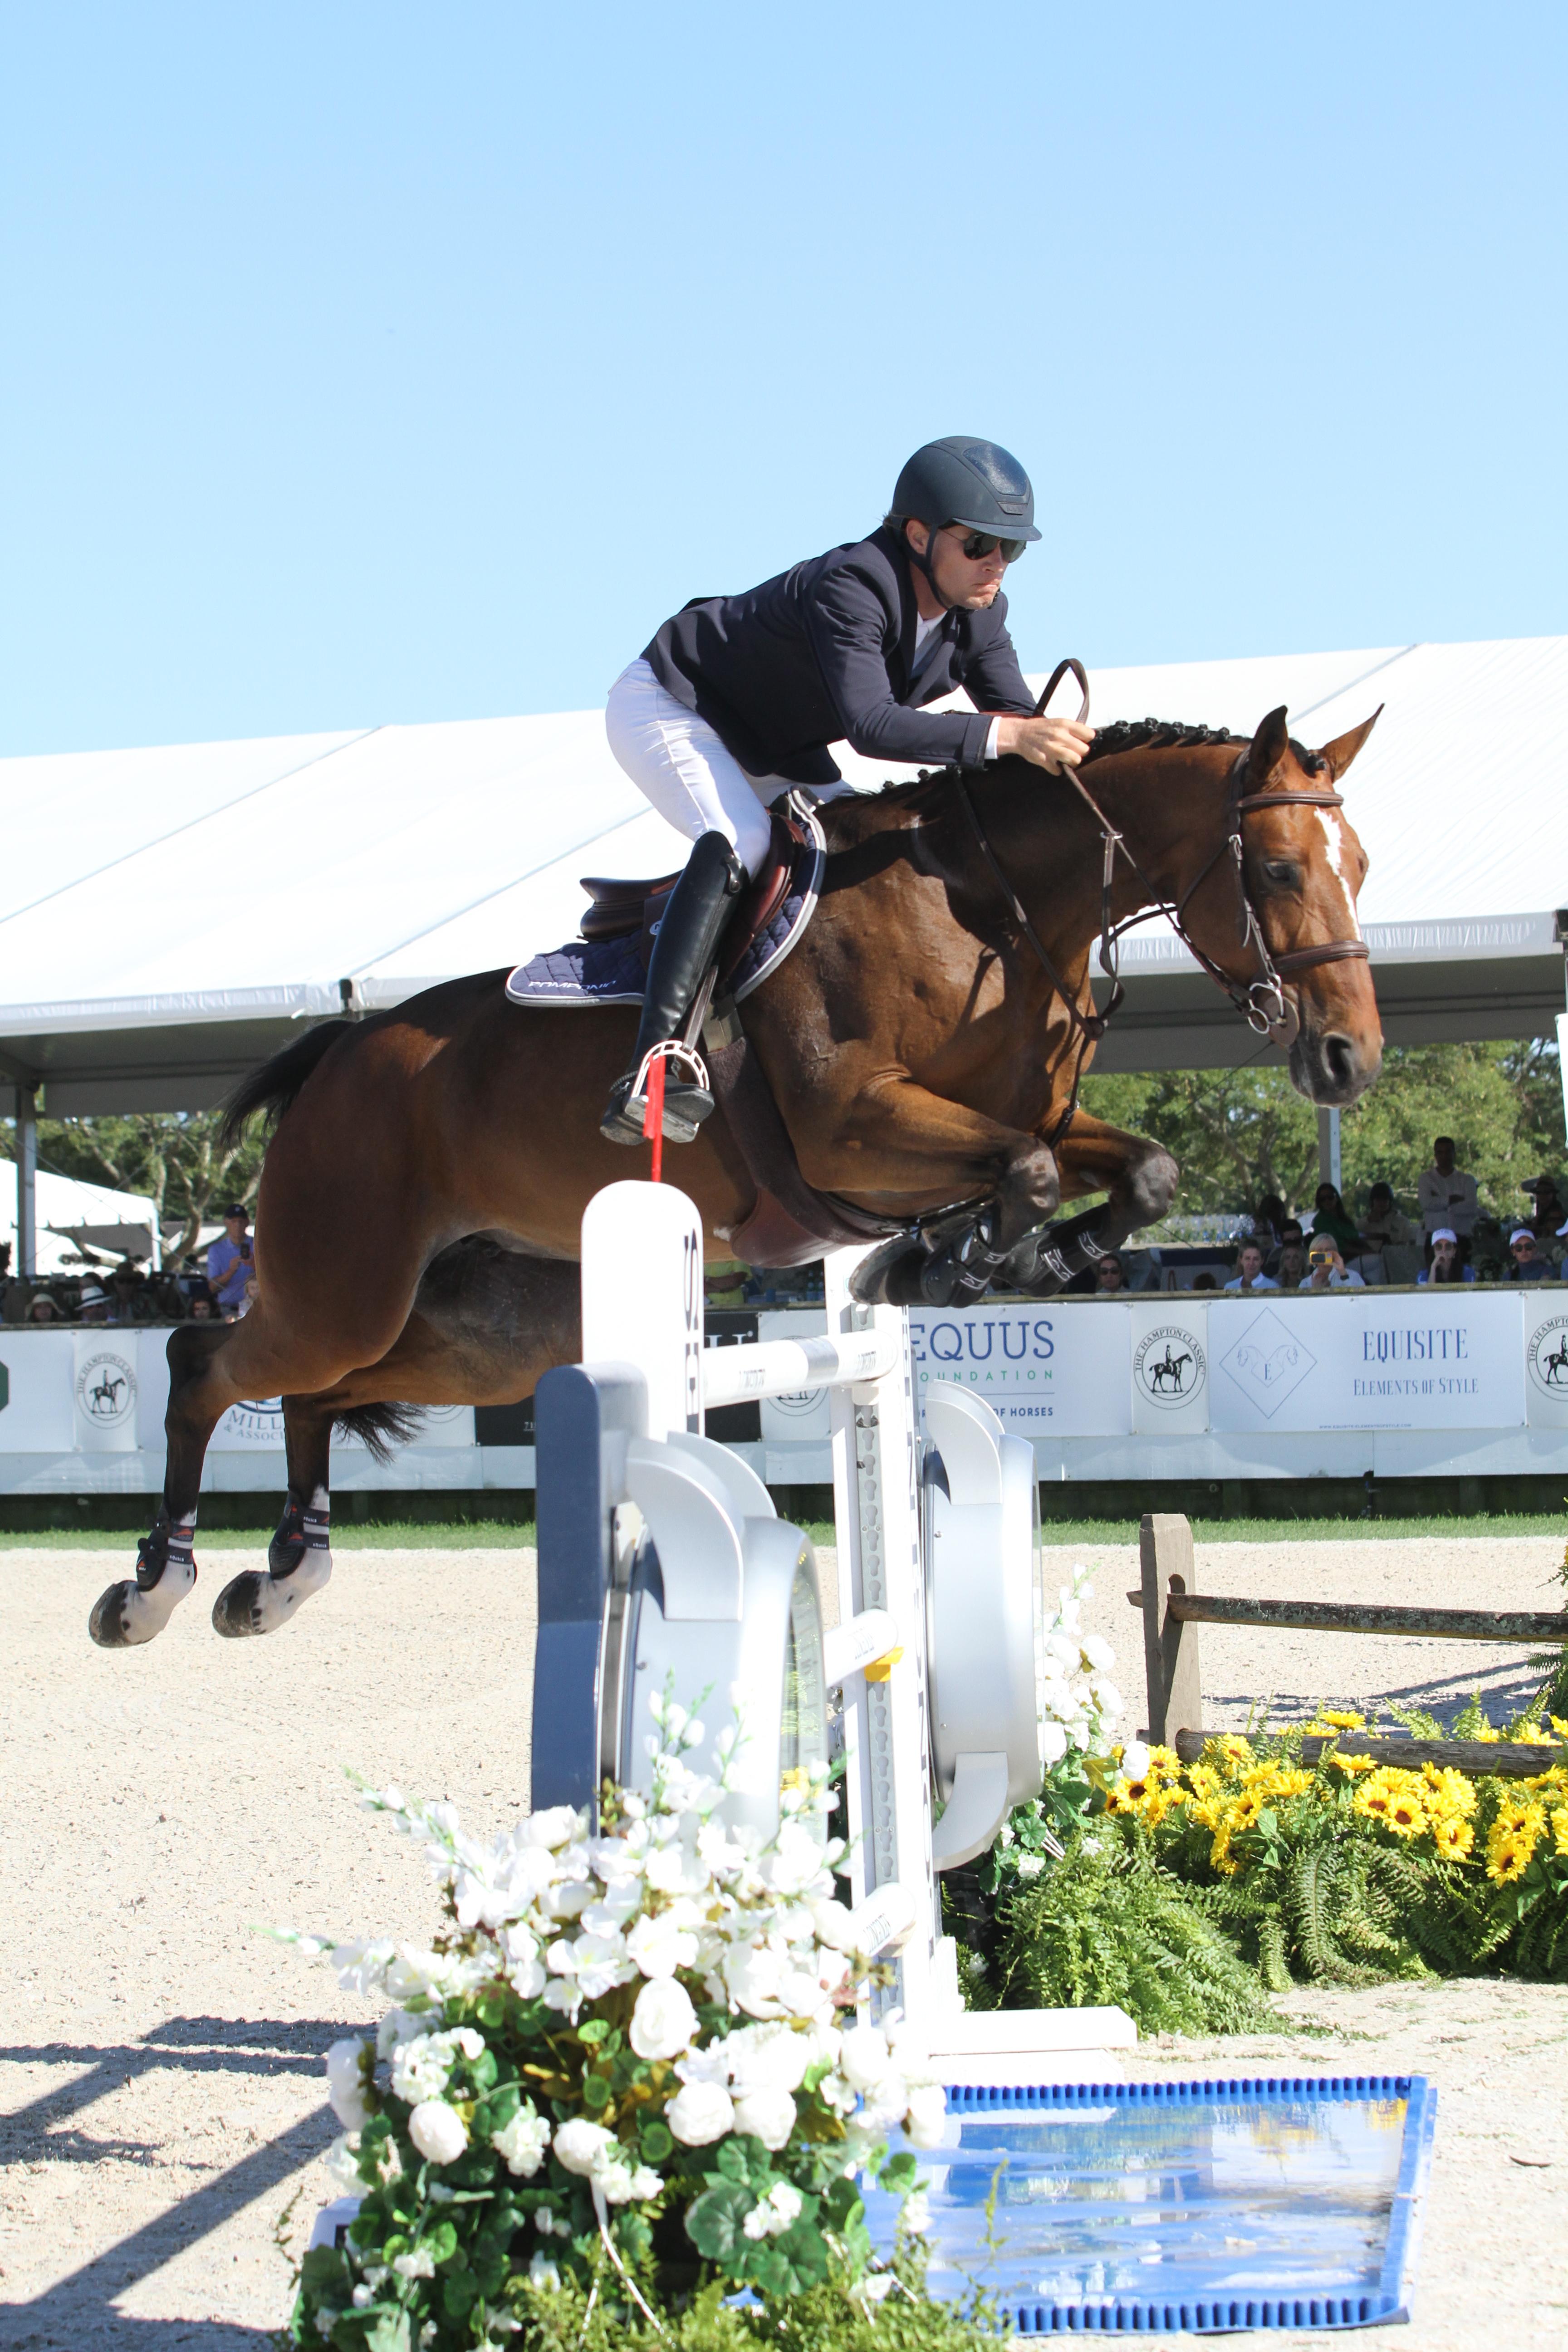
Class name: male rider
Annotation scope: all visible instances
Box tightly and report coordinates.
[600,437,1093,1145]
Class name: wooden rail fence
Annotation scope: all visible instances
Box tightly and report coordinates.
[1130,1513,1568,1780]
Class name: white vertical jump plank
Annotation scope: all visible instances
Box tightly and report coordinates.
[581,1181,704,1440]
[823,1246,942,2024]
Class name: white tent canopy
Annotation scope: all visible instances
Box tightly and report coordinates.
[2,1166,159,1277]
[2,634,1565,1116]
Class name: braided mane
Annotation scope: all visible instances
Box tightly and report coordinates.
[1084,716,1328,774]
[1082,716,1239,763]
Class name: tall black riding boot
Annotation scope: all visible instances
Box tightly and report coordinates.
[601,831,746,1146]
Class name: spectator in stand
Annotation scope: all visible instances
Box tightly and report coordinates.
[1264,1217,1304,1275]
[1418,1137,1479,1242]
[1251,1194,1288,1252]
[1522,1176,1567,1253]
[1358,1183,1416,1251]
[1274,1238,1308,1290]
[1504,1228,1553,1282]
[207,1205,255,1318]
[1225,1241,1279,1294]
[1093,1253,1126,1294]
[27,1292,61,1324]
[1307,1183,1362,1255]
[1418,1228,1474,1285]
[189,1294,217,1321]
[1302,1237,1365,1290]
[1191,1271,1220,1291]
[77,1281,110,1323]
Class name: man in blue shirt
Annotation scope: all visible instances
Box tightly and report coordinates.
[206,1204,255,1315]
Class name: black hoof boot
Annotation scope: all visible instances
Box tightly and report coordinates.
[1003,1208,1114,1298]
[910,1214,1011,1309]
[88,1519,198,1648]
[848,1232,929,1306]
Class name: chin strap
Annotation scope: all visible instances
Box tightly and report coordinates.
[903,523,962,612]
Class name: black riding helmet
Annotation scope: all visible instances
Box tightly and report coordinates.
[889,436,1040,606]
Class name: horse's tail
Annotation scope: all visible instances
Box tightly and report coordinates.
[333,1400,428,1464]
[217,1020,352,1151]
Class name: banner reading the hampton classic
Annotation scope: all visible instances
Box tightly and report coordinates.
[1206,1290,1525,1433]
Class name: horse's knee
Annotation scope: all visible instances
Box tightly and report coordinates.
[1127,1144,1179,1226]
[996,1142,1061,1246]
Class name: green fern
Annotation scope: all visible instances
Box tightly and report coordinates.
[988,1836,1276,2037]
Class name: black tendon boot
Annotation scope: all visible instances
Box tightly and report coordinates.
[1002,1205,1116,1297]
[601,831,746,1145]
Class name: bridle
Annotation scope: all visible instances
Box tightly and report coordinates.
[953,658,1371,1145]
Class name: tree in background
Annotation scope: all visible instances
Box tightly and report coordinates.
[1,1111,265,1263]
[1083,1039,1564,1221]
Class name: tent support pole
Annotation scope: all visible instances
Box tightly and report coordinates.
[16,1085,38,1279]
[1317,1105,1341,1193]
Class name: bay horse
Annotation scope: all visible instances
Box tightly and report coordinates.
[89,699,1382,1649]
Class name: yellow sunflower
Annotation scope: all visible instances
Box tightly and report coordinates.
[1422,1764,1478,1816]
[1354,1780,1396,1823]
[1486,1836,1531,1886]
[1386,1793,1427,1838]
[1330,1751,1377,1778]
[1321,1709,1367,1731]
[1210,1828,1238,1876]
[1551,1807,1568,1857]
[1431,1815,1474,1861]
[1226,1792,1264,1832]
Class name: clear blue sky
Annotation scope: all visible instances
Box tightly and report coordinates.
[2,2,1563,755]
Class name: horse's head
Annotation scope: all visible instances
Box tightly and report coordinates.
[1185,703,1383,1108]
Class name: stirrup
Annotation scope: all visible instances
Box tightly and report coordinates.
[601,1041,714,1147]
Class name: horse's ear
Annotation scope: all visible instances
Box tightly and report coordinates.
[1249,705,1291,783]
[1315,705,1383,781]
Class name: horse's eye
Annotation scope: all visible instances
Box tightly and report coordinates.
[1263,860,1299,888]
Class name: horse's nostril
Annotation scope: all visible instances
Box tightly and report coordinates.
[1323,1034,1357,1088]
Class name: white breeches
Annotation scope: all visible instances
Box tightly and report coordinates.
[606,657,831,879]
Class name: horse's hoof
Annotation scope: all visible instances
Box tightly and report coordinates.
[212,1553,332,1638]
[89,1560,197,1648]
[848,1234,927,1306]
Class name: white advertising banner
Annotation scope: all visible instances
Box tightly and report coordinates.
[1127,1299,1211,1433]
[72,1333,141,1452]
[910,1303,1131,1438]
[1521,1290,1568,1428]
[0,1333,76,1451]
[1208,1291,1525,1433]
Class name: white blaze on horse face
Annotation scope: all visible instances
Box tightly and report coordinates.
[1315,810,1362,941]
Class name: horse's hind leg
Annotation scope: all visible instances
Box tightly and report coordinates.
[210,1399,335,1639]
[89,1323,230,1648]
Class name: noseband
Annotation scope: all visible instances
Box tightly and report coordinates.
[952,658,1371,1142]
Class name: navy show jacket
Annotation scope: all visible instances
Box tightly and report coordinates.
[642,524,1037,789]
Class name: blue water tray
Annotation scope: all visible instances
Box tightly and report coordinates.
[866,2075,1436,2334]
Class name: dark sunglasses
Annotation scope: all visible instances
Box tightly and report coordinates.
[951,529,1027,564]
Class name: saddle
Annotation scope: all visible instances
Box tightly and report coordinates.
[578,808,808,980]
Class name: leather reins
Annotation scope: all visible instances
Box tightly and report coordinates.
[953,657,1370,1147]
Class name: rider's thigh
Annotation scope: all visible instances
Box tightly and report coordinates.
[605,659,774,876]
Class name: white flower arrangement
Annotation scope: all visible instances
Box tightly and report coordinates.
[284,1695,938,2347]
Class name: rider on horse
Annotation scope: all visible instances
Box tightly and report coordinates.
[598,436,1094,1146]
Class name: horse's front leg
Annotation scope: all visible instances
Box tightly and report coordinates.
[89,1322,230,1648]
[791,1071,1061,1307]
[211,1398,335,1638]
[1002,1112,1179,1296]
